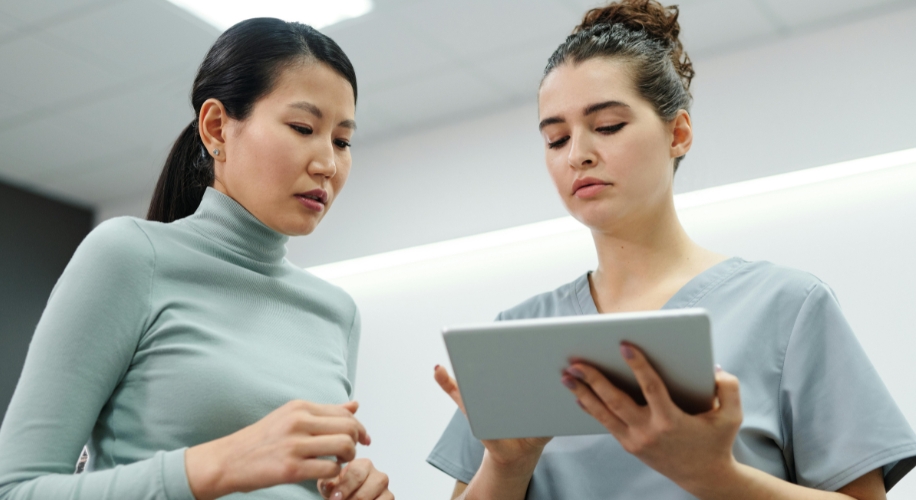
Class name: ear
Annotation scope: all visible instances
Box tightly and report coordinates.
[198,98,229,163]
[669,109,693,159]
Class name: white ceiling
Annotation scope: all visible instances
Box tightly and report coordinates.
[0,0,910,209]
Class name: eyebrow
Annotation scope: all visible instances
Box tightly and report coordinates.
[289,101,356,130]
[538,100,631,131]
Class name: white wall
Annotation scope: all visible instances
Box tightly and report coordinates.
[322,158,916,499]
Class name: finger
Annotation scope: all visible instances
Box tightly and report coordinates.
[294,435,358,463]
[329,459,372,500]
[317,478,336,499]
[566,363,645,425]
[342,465,389,500]
[619,343,678,417]
[293,415,369,447]
[434,365,466,415]
[713,369,742,421]
[295,459,342,482]
[342,400,359,415]
[564,373,628,436]
[289,400,357,418]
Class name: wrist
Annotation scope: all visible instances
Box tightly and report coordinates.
[486,449,541,475]
[678,457,746,500]
[185,440,230,500]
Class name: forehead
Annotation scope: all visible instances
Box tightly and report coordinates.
[261,61,355,115]
[538,58,642,116]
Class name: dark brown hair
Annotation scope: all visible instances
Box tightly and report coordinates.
[147,18,357,223]
[544,0,694,170]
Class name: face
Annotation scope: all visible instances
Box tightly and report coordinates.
[202,61,356,236]
[537,57,691,233]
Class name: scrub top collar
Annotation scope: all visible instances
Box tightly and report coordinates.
[576,256,749,314]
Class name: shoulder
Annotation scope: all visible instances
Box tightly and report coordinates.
[730,259,830,302]
[75,217,156,271]
[497,274,589,321]
[298,268,359,315]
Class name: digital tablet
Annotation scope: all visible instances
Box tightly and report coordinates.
[442,308,715,440]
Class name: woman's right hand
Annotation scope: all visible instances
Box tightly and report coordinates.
[185,399,370,500]
[434,365,551,466]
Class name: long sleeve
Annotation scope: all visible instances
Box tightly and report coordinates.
[345,309,361,397]
[0,218,194,500]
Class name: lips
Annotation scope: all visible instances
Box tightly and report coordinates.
[295,189,328,205]
[572,177,610,196]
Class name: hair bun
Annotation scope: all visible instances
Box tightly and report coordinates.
[576,0,693,88]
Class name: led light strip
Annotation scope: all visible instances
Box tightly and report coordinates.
[307,148,916,280]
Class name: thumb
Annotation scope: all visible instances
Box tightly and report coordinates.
[317,477,337,499]
[714,369,742,418]
[434,364,466,415]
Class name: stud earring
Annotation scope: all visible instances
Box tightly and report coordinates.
[212,148,220,156]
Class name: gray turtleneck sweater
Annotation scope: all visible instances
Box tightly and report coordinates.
[0,188,360,500]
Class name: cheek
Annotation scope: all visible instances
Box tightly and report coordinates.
[544,150,569,192]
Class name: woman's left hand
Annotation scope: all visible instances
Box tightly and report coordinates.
[561,343,743,493]
[317,458,393,500]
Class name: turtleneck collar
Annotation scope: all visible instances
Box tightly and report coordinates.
[184,187,289,264]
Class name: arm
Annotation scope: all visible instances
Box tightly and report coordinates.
[562,344,886,500]
[0,219,196,500]
[434,366,549,500]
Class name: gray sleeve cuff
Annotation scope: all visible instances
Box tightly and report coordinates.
[161,448,196,500]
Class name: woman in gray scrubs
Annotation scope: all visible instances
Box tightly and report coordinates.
[427,1,916,499]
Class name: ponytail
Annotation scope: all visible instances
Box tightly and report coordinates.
[146,18,357,223]
[147,120,213,223]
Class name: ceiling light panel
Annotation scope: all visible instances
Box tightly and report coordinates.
[165,0,373,31]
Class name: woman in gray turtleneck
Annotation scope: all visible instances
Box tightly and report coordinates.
[0,18,391,500]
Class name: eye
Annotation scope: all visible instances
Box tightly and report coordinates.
[290,124,313,135]
[596,123,626,134]
[547,136,569,149]
[334,139,351,149]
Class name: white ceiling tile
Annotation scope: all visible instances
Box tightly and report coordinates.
[33,151,162,205]
[0,117,76,177]
[0,0,113,28]
[324,10,455,89]
[0,88,32,121]
[678,0,779,56]
[395,0,579,59]
[471,36,559,100]
[367,69,510,130]
[54,80,193,154]
[761,0,906,28]
[0,34,115,105]
[0,9,17,36]
[46,0,217,75]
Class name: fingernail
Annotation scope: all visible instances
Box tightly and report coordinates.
[620,344,635,360]
[434,364,440,370]
[366,434,372,445]
[566,367,585,380]
[322,482,333,493]
[715,364,722,372]
[561,375,577,389]
[331,492,343,500]
[576,399,585,409]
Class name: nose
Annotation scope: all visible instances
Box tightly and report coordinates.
[308,137,337,179]
[567,130,597,170]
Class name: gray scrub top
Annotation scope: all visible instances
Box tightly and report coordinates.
[427,257,916,498]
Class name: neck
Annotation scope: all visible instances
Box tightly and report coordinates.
[588,196,718,311]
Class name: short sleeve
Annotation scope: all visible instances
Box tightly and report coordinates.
[0,218,195,500]
[426,409,485,484]
[779,282,916,491]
